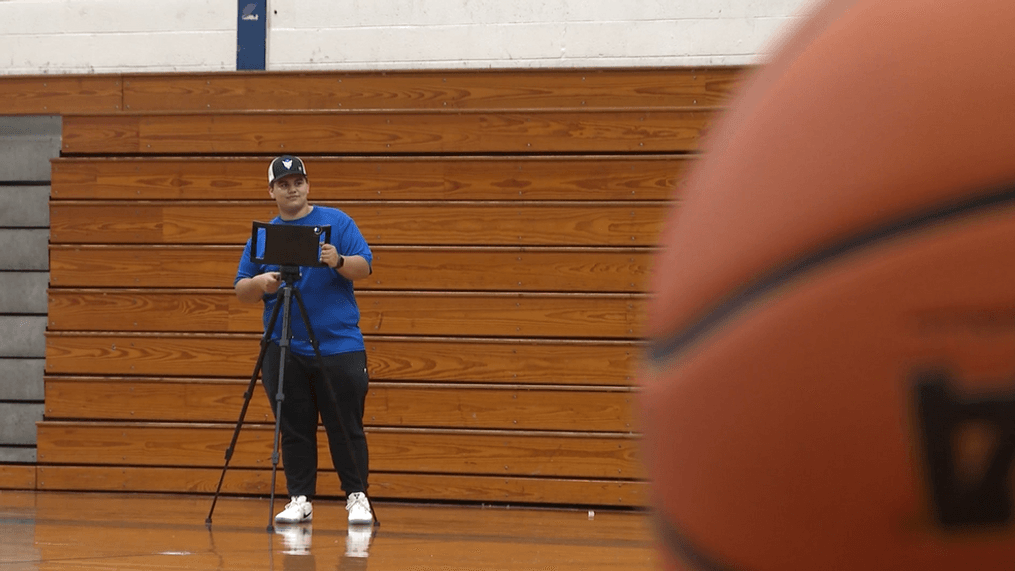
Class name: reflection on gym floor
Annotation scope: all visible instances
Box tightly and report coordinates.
[1,491,660,570]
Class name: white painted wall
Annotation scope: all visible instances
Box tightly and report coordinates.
[0,0,821,74]
[0,0,236,74]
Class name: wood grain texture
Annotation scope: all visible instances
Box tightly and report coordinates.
[46,333,640,385]
[34,465,646,505]
[59,115,140,153]
[62,109,715,154]
[49,201,667,246]
[28,66,736,507]
[18,492,656,570]
[355,292,645,338]
[36,422,643,478]
[0,75,123,115]
[44,377,637,432]
[121,67,744,111]
[0,66,745,116]
[47,289,645,338]
[51,155,691,201]
[49,245,651,292]
[0,464,36,490]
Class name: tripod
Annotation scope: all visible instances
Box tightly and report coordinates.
[206,265,378,531]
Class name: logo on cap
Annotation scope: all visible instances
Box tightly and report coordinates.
[283,159,293,169]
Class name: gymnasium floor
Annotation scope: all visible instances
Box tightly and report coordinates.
[0,490,660,570]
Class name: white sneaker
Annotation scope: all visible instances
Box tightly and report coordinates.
[346,492,373,526]
[345,526,372,558]
[275,495,313,524]
[276,524,312,555]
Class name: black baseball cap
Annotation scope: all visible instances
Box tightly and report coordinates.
[268,155,308,185]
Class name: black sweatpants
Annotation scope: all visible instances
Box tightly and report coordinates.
[261,343,370,498]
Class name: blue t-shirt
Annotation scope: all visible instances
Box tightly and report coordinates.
[234,206,373,356]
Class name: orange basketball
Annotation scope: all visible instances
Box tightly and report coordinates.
[638,0,1015,569]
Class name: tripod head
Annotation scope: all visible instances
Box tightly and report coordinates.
[279,265,302,285]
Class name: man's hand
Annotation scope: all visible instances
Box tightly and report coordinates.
[320,244,343,269]
[235,271,282,303]
[260,271,282,294]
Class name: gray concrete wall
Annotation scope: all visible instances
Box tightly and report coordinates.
[0,115,58,464]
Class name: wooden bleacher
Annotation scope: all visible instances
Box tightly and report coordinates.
[0,67,746,507]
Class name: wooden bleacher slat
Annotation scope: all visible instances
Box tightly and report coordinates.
[372,471,643,507]
[50,245,243,289]
[360,291,644,338]
[44,377,636,432]
[61,109,715,154]
[51,155,690,201]
[60,115,140,153]
[47,289,645,338]
[46,333,640,385]
[36,422,643,479]
[48,201,667,246]
[0,465,36,490]
[35,465,645,506]
[0,75,123,115]
[49,245,651,292]
[0,67,744,116]
[121,68,743,111]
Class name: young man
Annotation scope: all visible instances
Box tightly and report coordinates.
[234,155,374,526]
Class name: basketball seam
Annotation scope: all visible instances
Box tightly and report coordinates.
[648,183,1015,365]
[654,512,742,571]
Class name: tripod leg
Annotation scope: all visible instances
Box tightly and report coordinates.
[291,287,379,527]
[206,290,285,527]
[205,372,259,527]
[267,285,295,532]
